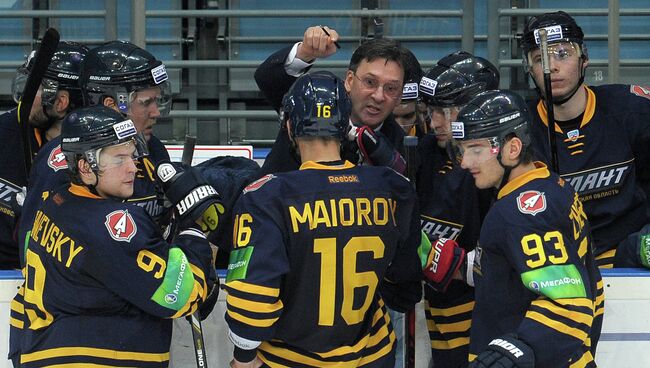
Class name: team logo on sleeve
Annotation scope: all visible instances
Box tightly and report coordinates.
[47,145,68,171]
[242,174,275,194]
[105,210,137,242]
[516,190,546,215]
[630,85,650,100]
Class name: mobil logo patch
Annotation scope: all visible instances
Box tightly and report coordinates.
[105,210,138,242]
[517,190,547,215]
[47,144,68,171]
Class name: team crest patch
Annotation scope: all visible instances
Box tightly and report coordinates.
[566,129,580,142]
[243,174,275,194]
[630,85,650,100]
[47,144,68,171]
[105,210,137,242]
[517,190,547,215]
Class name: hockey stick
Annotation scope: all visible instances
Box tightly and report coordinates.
[403,135,418,368]
[181,135,209,368]
[538,28,560,173]
[17,27,60,177]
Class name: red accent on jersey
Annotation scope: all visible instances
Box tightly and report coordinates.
[630,85,650,100]
[243,174,275,194]
[47,145,68,171]
[516,190,547,216]
[105,210,138,242]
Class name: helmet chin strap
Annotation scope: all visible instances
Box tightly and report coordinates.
[496,150,523,191]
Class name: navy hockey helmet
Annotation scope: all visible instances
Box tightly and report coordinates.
[62,105,147,178]
[401,49,423,101]
[81,40,171,115]
[419,51,500,108]
[522,11,585,56]
[281,71,351,140]
[12,41,89,109]
[451,90,531,147]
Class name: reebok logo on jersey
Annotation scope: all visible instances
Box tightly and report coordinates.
[243,174,275,194]
[47,144,68,171]
[105,210,137,242]
[517,190,546,215]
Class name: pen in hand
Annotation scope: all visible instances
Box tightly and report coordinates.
[321,27,341,49]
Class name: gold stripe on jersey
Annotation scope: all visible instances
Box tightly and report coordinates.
[10,296,24,314]
[569,349,595,367]
[498,163,550,199]
[532,299,593,326]
[300,160,355,171]
[525,310,588,341]
[10,317,23,329]
[553,297,594,310]
[431,337,469,350]
[426,300,474,317]
[20,347,169,364]
[227,294,283,314]
[227,310,278,328]
[469,353,477,361]
[189,263,207,297]
[595,248,616,268]
[43,364,135,368]
[428,319,471,334]
[226,280,280,297]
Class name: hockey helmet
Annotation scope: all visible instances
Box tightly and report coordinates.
[419,51,500,108]
[281,71,351,140]
[12,41,89,110]
[521,11,585,55]
[401,49,423,101]
[81,40,171,115]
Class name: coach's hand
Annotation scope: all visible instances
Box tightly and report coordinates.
[296,25,339,62]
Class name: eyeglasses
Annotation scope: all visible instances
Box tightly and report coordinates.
[353,72,402,99]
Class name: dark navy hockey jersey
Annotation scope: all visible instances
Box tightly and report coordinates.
[530,85,650,266]
[17,184,215,367]
[224,161,422,367]
[470,163,603,367]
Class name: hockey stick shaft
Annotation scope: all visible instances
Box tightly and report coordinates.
[403,135,418,368]
[181,135,208,368]
[18,28,60,177]
[538,29,560,173]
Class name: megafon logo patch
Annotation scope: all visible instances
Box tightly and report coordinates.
[243,174,275,194]
[47,144,68,171]
[517,190,547,215]
[105,210,137,242]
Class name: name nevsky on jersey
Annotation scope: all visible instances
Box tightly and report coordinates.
[561,160,631,198]
[288,197,397,232]
[30,209,84,268]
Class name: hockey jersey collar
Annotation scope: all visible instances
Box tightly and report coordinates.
[536,85,596,132]
[497,161,550,199]
[300,160,355,171]
[69,183,104,199]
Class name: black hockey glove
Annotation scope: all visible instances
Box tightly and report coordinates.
[469,334,535,368]
[155,160,225,233]
[351,125,407,174]
[378,278,422,313]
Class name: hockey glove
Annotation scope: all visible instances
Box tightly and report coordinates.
[354,125,407,174]
[469,334,535,368]
[419,235,465,293]
[378,278,422,313]
[155,160,225,232]
[198,277,220,320]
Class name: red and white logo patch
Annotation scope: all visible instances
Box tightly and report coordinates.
[105,210,137,242]
[47,145,68,171]
[517,190,547,216]
[630,85,650,100]
[243,174,275,194]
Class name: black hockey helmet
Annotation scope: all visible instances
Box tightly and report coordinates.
[521,11,585,55]
[62,105,147,178]
[281,71,351,140]
[12,41,89,110]
[419,51,500,108]
[451,89,531,147]
[401,48,423,101]
[81,40,171,115]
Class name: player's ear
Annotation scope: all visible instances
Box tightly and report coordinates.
[506,137,523,162]
[103,97,118,112]
[54,90,70,114]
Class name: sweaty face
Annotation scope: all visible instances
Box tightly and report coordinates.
[127,87,163,141]
[393,101,417,133]
[94,141,138,199]
[428,106,461,148]
[345,58,404,128]
[456,137,504,189]
[528,42,586,102]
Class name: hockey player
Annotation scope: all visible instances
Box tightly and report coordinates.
[422,90,603,367]
[253,26,409,177]
[393,49,425,137]
[0,41,88,270]
[416,51,499,368]
[224,71,423,368]
[521,11,650,268]
[16,106,218,367]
